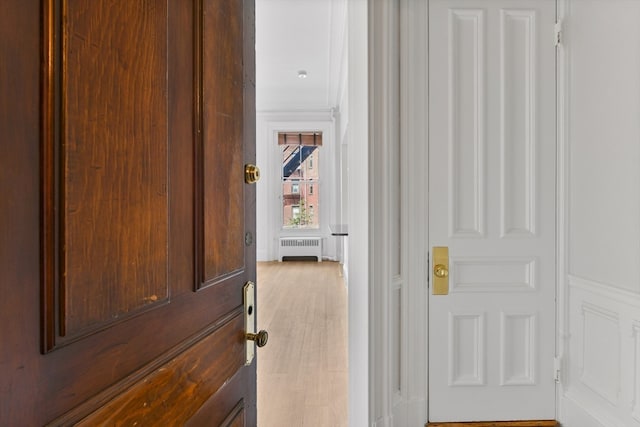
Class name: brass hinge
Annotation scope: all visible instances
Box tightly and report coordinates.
[554,20,562,46]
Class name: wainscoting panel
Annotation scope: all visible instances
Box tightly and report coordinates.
[562,275,640,427]
[580,302,620,405]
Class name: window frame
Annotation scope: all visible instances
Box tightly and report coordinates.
[279,132,322,230]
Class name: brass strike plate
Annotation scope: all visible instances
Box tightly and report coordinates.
[432,247,449,295]
[244,281,256,366]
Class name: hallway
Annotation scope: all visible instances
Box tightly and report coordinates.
[257,261,348,426]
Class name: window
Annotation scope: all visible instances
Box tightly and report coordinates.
[280,132,321,229]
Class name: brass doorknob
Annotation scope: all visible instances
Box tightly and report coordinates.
[245,164,260,184]
[246,330,268,347]
[434,264,448,278]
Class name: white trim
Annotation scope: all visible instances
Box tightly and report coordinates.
[363,0,431,425]
[399,0,429,425]
[370,0,431,425]
[569,275,640,310]
[369,0,394,423]
[257,109,335,119]
[556,0,571,420]
[561,391,625,427]
[348,0,369,425]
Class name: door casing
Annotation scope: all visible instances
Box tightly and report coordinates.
[368,0,563,424]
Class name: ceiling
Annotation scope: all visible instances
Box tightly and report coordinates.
[255,0,346,111]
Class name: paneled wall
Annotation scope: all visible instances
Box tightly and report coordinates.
[562,1,640,426]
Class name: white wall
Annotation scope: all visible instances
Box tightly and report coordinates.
[560,1,640,426]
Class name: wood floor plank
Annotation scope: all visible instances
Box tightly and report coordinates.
[257,261,348,427]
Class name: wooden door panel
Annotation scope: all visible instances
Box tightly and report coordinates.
[43,0,170,347]
[227,411,246,427]
[199,0,246,288]
[73,314,245,426]
[0,0,256,425]
[186,376,248,426]
[39,289,244,423]
[63,0,170,336]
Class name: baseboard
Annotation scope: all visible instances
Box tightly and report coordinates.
[427,421,558,427]
[372,415,394,427]
[560,392,620,427]
[256,248,269,262]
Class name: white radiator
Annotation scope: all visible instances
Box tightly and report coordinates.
[278,237,322,262]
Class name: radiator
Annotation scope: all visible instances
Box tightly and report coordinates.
[278,237,322,262]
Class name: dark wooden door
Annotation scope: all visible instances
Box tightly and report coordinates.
[0,1,257,425]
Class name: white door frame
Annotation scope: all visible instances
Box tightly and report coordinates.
[555,0,570,420]
[368,0,430,425]
[366,0,567,424]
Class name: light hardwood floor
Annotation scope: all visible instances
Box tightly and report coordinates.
[257,261,348,427]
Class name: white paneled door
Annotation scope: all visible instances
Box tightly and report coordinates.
[428,0,557,422]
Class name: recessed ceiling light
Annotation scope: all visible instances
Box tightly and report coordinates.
[297,70,308,79]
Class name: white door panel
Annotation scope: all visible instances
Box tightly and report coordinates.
[428,0,556,422]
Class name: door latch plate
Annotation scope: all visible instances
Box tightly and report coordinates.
[244,281,256,365]
[432,247,449,295]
